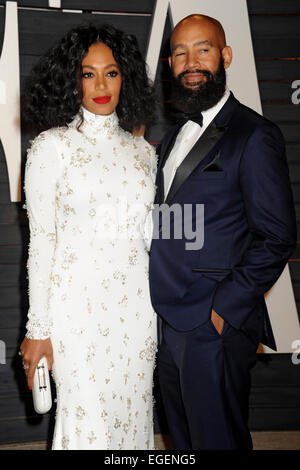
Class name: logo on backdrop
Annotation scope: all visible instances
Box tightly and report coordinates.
[0,1,20,202]
[291,80,300,105]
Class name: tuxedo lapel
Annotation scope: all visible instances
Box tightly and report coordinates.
[165,122,226,205]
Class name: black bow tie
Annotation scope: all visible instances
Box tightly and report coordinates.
[178,112,203,127]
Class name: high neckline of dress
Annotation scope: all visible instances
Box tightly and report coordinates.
[81,106,119,131]
[70,106,120,137]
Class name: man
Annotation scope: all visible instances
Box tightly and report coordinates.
[149,14,296,450]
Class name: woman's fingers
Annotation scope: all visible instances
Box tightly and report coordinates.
[26,360,38,390]
[22,356,38,390]
[19,337,54,390]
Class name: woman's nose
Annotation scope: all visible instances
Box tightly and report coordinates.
[95,76,105,90]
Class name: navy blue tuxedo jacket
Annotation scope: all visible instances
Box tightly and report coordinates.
[149,93,297,350]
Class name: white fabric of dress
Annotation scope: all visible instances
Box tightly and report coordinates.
[24,107,158,450]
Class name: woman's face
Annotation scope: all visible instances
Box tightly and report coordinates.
[81,42,122,115]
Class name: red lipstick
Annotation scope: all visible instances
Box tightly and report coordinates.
[93,96,111,104]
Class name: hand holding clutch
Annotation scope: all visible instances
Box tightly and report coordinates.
[32,356,52,414]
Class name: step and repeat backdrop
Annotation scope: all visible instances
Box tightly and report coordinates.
[0,0,299,444]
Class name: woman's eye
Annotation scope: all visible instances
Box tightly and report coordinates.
[82,72,93,78]
[107,70,119,77]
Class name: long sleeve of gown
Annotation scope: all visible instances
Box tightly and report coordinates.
[24,131,61,339]
[143,143,157,252]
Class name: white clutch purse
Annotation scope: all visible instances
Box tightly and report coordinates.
[32,356,52,414]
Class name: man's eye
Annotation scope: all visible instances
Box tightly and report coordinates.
[175,52,185,57]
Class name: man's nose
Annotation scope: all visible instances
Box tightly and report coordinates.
[185,51,199,69]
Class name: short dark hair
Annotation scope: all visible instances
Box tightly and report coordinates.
[23,24,155,133]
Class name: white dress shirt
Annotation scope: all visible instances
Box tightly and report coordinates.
[163,88,231,200]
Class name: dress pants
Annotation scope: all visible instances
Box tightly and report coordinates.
[157,317,259,450]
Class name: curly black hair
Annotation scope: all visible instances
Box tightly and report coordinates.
[22,24,155,133]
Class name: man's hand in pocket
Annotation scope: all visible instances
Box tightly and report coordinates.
[211,309,225,335]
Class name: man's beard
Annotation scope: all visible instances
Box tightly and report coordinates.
[170,58,226,115]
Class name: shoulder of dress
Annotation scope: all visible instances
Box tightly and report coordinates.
[29,126,68,146]
[46,125,73,140]
[133,135,155,151]
[26,127,73,165]
[141,139,158,162]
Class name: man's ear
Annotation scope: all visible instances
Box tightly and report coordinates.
[168,56,172,68]
[221,46,232,69]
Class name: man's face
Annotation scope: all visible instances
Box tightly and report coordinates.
[169,19,231,90]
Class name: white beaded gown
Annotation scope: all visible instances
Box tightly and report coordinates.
[24,107,158,450]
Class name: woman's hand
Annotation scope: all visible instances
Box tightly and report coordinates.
[20,338,53,390]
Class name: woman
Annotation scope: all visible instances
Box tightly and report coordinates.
[20,24,157,450]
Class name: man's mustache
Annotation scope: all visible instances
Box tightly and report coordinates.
[177,69,213,81]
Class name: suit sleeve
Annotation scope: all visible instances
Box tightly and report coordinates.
[212,123,297,330]
[24,132,60,339]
